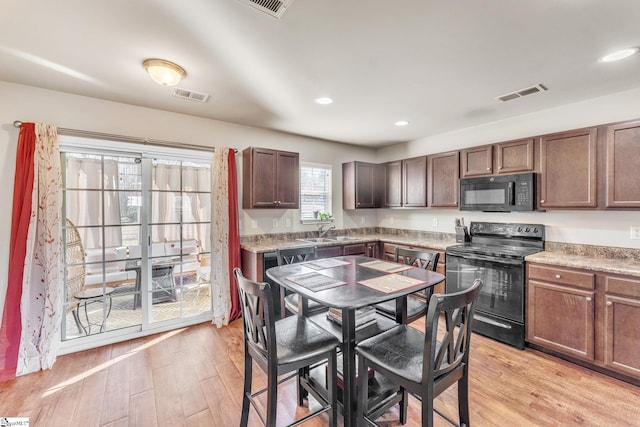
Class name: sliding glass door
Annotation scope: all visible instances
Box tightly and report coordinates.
[61,141,212,344]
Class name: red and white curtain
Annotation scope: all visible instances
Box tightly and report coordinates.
[0,123,63,382]
[211,148,241,326]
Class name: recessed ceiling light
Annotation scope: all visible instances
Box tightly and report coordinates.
[314,97,334,105]
[394,120,409,127]
[600,48,639,63]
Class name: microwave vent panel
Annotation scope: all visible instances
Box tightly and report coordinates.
[172,88,210,103]
[496,84,548,103]
[234,0,293,18]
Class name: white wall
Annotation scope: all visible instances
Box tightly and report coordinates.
[0,80,376,315]
[2,81,640,317]
[375,87,640,250]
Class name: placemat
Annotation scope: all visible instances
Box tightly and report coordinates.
[359,260,413,273]
[285,272,346,292]
[358,274,426,293]
[304,258,351,270]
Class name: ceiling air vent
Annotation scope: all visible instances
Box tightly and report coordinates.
[235,0,293,18]
[172,88,210,103]
[496,84,548,103]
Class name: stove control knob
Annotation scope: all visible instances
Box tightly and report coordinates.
[517,227,523,232]
[525,227,530,232]
[533,227,539,233]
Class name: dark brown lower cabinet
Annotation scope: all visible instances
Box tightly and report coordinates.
[527,263,640,384]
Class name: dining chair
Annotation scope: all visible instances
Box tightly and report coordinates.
[374,246,441,323]
[356,279,483,427]
[234,268,340,427]
[275,246,327,317]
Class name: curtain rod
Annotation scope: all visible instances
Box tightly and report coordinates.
[12,120,237,153]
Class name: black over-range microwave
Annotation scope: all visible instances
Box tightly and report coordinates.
[459,172,536,212]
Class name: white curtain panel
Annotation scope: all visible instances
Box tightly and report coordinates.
[65,156,122,248]
[211,149,231,327]
[17,123,63,376]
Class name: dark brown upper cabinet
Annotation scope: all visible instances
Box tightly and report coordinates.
[495,138,536,174]
[242,147,299,209]
[539,127,598,209]
[428,151,460,208]
[461,145,493,177]
[383,160,403,207]
[383,156,427,208]
[343,161,380,209]
[605,120,640,208]
[461,138,536,178]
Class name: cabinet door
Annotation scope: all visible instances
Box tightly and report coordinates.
[355,162,377,208]
[603,275,640,377]
[383,161,402,207]
[428,151,459,207]
[461,145,493,177]
[495,138,535,174]
[527,280,595,361]
[316,245,343,258]
[539,127,598,208]
[605,120,640,208]
[402,156,427,207]
[276,151,299,208]
[245,147,278,208]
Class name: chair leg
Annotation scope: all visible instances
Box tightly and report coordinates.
[458,368,471,427]
[327,350,337,427]
[240,354,252,427]
[399,387,408,425]
[266,365,278,427]
[297,367,307,405]
[357,354,368,425]
[423,394,435,427]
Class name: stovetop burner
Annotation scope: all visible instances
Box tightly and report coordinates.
[446,221,545,260]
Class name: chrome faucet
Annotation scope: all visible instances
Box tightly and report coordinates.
[318,224,336,238]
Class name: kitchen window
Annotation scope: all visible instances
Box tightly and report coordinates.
[300,162,332,221]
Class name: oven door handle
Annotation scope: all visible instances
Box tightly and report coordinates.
[447,252,522,266]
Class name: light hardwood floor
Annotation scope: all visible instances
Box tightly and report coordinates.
[1,318,639,427]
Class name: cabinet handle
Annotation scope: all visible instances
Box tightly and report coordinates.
[586,297,592,302]
[606,301,613,306]
[498,166,503,170]
[555,274,561,279]
[487,167,491,171]
[540,200,545,203]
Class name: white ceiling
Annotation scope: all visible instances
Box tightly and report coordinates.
[1,0,640,147]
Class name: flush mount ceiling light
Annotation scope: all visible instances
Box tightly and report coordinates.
[143,58,186,86]
[314,97,334,105]
[599,48,639,63]
[394,120,410,127]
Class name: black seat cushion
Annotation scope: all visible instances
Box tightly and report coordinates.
[374,296,427,320]
[275,315,341,366]
[356,325,430,386]
[284,293,327,314]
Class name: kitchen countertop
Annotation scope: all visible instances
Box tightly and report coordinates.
[240,232,457,254]
[241,229,640,277]
[526,247,640,278]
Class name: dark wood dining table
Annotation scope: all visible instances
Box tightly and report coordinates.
[266,255,445,427]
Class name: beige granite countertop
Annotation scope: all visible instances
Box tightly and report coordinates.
[526,242,640,277]
[241,228,640,277]
[240,228,457,254]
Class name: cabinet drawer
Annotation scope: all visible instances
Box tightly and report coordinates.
[604,275,640,298]
[528,264,594,290]
[343,243,366,256]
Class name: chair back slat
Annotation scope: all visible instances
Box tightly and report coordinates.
[276,246,316,266]
[425,279,482,382]
[234,268,276,362]
[394,247,440,300]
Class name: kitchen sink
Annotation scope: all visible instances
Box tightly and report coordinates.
[296,238,336,243]
[296,236,359,243]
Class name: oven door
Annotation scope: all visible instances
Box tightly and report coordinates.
[445,252,524,321]
[446,251,529,348]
